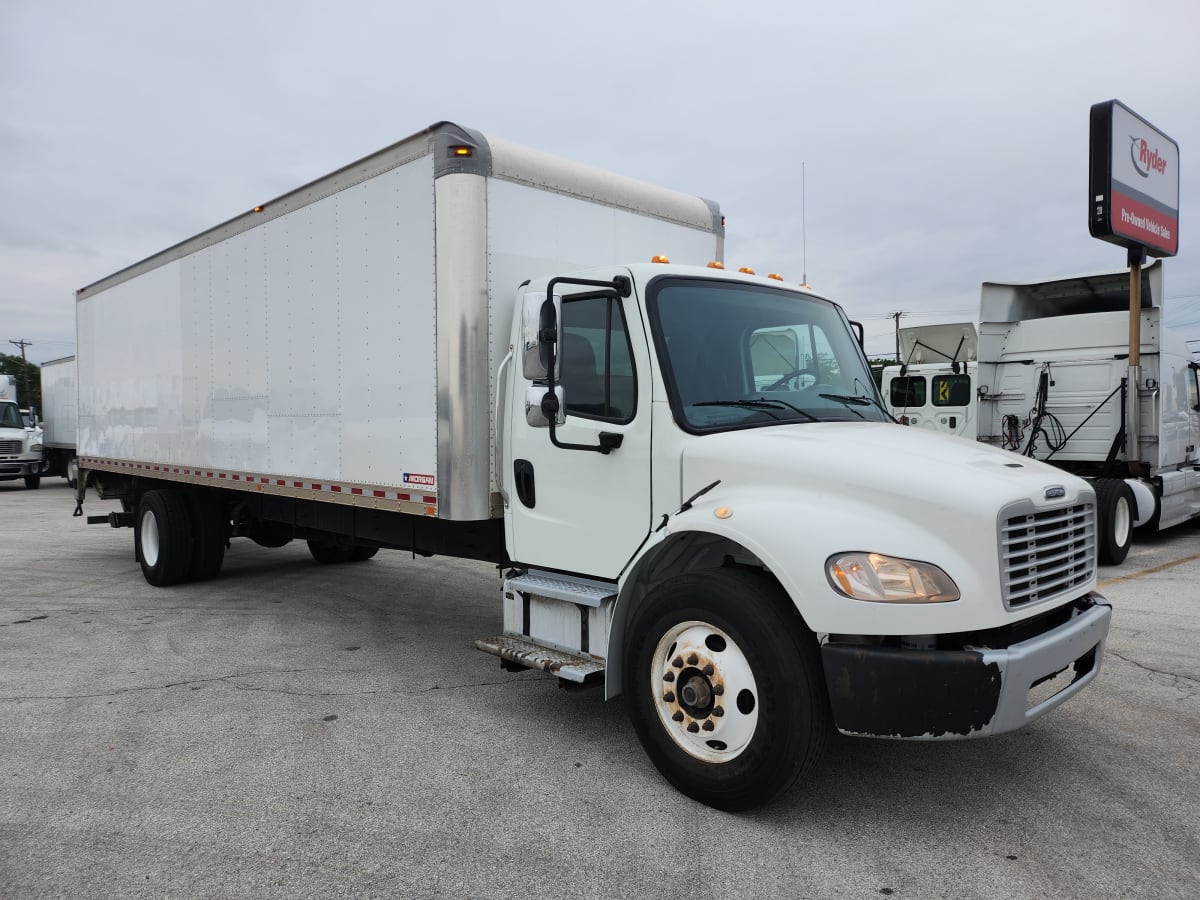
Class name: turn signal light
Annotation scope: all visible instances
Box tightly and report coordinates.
[651,255,670,264]
[707,261,725,269]
[452,146,472,157]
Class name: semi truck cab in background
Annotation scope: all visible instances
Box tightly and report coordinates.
[73,122,1111,810]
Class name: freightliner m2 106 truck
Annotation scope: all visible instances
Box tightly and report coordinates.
[75,122,1111,810]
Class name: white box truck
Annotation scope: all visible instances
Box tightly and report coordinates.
[76,121,1111,810]
[883,260,1200,566]
[40,355,78,486]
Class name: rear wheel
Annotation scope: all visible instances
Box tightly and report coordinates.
[187,491,226,581]
[24,474,40,489]
[623,569,830,811]
[307,540,356,564]
[1095,478,1134,565]
[351,545,379,561]
[136,490,194,586]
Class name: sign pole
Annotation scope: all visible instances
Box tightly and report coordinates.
[1126,244,1144,471]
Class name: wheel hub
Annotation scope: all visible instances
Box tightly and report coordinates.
[651,621,758,762]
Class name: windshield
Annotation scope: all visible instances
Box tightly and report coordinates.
[0,403,21,428]
[647,276,887,432]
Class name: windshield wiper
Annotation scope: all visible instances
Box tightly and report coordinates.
[819,392,897,422]
[695,398,820,422]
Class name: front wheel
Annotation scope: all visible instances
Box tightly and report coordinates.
[23,474,40,490]
[623,569,830,811]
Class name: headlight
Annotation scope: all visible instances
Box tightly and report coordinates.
[30,442,43,452]
[826,552,960,603]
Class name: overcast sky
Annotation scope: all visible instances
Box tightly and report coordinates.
[2,0,1198,364]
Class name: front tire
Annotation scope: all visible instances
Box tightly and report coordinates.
[1095,478,1134,565]
[623,569,830,811]
[24,474,40,489]
[136,490,194,586]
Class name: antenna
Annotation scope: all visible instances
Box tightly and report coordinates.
[801,162,808,287]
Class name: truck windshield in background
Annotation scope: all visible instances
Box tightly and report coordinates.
[647,277,887,431]
[0,403,22,428]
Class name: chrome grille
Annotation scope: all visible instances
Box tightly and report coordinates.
[0,440,22,454]
[1000,502,1095,609]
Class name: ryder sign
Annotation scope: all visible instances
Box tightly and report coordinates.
[1089,100,1179,257]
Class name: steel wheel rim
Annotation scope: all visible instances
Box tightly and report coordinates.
[1114,496,1131,545]
[650,620,759,763]
[140,508,161,567]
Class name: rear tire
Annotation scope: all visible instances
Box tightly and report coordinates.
[136,490,194,586]
[1095,478,1134,565]
[24,474,40,489]
[187,491,226,581]
[623,569,830,811]
[307,540,355,564]
[66,456,79,488]
[351,546,379,561]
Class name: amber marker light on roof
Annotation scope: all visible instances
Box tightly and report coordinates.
[650,255,670,264]
[767,273,784,281]
[706,261,725,269]
[738,267,756,275]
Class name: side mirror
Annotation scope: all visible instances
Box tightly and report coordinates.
[521,291,561,381]
[525,386,564,428]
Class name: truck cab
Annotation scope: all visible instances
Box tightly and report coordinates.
[0,400,45,489]
[488,262,1110,809]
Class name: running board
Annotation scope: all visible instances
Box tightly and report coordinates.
[504,571,616,608]
[475,635,605,684]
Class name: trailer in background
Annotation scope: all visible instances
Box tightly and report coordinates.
[884,260,1200,564]
[40,356,78,486]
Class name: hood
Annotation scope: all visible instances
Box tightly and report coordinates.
[681,422,1088,520]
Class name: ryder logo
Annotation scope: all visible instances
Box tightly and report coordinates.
[1130,135,1168,178]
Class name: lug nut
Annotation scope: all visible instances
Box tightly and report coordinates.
[702,720,715,732]
[672,656,684,669]
[712,706,725,717]
[701,663,714,676]
[672,711,684,722]
[686,653,699,665]
[687,722,699,733]
[663,691,675,703]
[663,671,675,683]
[712,684,724,696]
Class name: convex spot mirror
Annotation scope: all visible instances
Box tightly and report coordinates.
[526,385,564,428]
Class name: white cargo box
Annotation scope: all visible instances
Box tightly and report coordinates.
[76,122,723,521]
[40,355,77,450]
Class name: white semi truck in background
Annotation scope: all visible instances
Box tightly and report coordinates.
[40,356,78,486]
[75,121,1111,810]
[883,260,1199,565]
[0,373,46,489]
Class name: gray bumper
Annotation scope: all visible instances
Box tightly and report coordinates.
[822,595,1112,739]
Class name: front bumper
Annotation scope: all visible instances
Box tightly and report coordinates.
[0,457,46,478]
[821,594,1111,739]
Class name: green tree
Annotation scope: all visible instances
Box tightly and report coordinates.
[0,352,42,413]
[867,357,898,389]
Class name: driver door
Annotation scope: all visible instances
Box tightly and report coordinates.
[505,274,653,579]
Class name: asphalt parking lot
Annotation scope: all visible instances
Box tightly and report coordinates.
[2,479,1198,899]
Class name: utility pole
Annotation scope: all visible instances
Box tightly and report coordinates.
[8,339,32,406]
[891,312,906,362]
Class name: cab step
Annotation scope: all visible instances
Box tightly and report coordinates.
[504,570,616,608]
[475,634,605,684]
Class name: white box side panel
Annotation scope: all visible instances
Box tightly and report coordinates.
[40,358,77,448]
[78,262,186,461]
[339,157,437,486]
[79,156,438,485]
